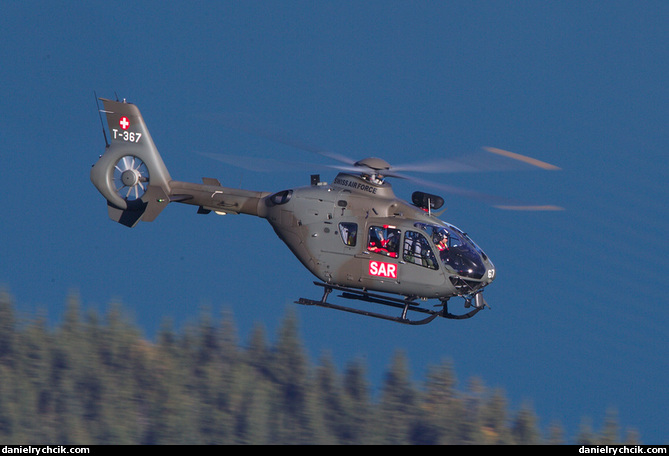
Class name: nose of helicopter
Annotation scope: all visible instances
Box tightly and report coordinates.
[484,260,496,286]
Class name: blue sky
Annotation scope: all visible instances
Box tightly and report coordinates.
[1,1,667,443]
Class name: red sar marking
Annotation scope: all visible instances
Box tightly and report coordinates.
[369,260,397,278]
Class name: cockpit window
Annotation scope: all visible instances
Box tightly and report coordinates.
[367,225,401,258]
[339,222,357,246]
[403,231,438,270]
[414,222,486,279]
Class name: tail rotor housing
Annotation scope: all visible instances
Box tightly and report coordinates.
[90,98,171,226]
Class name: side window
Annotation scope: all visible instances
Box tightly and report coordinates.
[403,231,438,270]
[367,225,401,258]
[339,222,358,246]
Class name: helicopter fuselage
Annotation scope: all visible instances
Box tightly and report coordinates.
[259,172,496,300]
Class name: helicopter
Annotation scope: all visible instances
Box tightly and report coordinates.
[90,97,561,325]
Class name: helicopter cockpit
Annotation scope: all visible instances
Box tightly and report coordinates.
[414,222,489,280]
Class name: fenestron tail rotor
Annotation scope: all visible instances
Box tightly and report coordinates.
[113,155,149,201]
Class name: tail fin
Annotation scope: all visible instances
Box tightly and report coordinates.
[91,98,171,227]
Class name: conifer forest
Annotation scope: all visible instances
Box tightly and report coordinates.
[0,290,641,445]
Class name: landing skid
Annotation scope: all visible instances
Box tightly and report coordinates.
[296,282,484,325]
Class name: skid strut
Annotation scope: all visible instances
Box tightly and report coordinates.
[296,282,483,325]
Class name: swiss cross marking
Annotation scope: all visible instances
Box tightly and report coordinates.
[119,116,130,130]
[369,260,397,279]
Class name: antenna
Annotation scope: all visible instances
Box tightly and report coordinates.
[93,91,109,147]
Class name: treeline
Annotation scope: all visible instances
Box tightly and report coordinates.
[0,291,640,445]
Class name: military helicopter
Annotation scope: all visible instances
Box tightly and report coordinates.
[90,97,561,325]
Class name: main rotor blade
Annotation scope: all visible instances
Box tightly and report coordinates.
[390,171,563,211]
[482,147,561,170]
[198,152,317,173]
[199,152,379,176]
[210,113,358,165]
[392,147,561,174]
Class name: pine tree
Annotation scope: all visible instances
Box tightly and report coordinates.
[98,302,145,443]
[600,408,621,444]
[50,294,93,444]
[340,357,371,444]
[13,313,51,442]
[267,310,317,444]
[316,352,354,444]
[376,350,418,444]
[233,366,275,444]
[575,417,597,445]
[0,365,15,440]
[545,421,566,445]
[456,377,487,444]
[0,290,16,368]
[192,311,230,444]
[420,360,460,444]
[246,323,272,379]
[479,388,514,444]
[153,319,199,444]
[0,291,19,441]
[511,401,541,444]
[623,428,641,445]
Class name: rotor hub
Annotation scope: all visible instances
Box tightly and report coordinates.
[121,169,141,187]
[113,155,149,201]
[354,157,391,171]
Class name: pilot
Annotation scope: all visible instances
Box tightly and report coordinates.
[434,232,449,251]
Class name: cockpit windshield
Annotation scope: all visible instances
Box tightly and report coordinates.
[414,222,487,279]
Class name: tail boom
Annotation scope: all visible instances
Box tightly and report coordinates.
[169,180,269,216]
